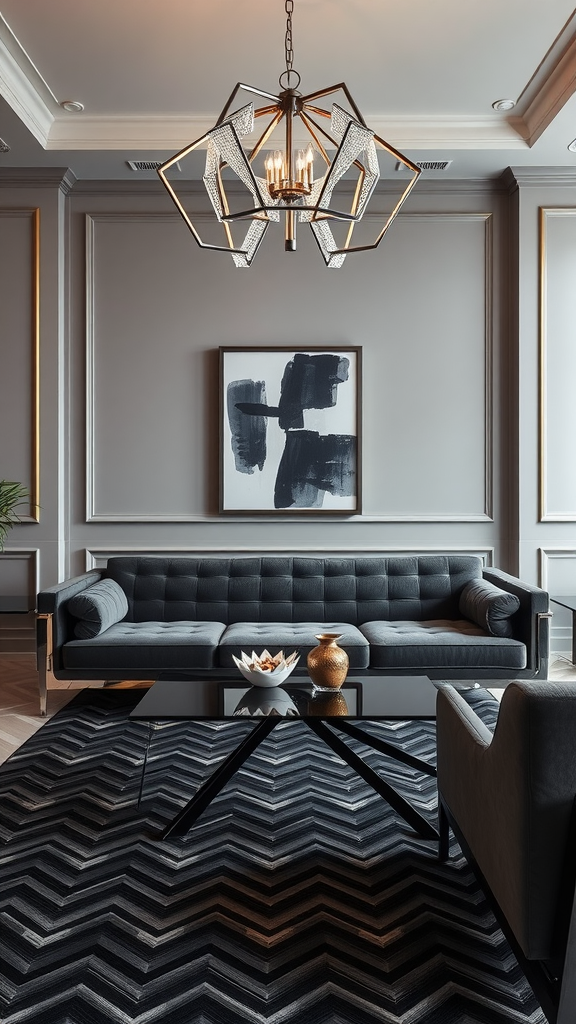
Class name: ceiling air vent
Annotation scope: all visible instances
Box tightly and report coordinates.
[417,160,452,171]
[0,138,10,153]
[126,160,181,172]
[395,159,452,172]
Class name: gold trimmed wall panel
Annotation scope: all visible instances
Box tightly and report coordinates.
[0,209,40,522]
[539,207,576,521]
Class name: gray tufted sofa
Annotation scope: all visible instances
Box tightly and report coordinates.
[36,554,550,715]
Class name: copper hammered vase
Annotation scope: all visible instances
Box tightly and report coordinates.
[307,633,349,689]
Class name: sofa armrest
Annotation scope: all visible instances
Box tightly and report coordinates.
[482,567,550,676]
[37,570,103,672]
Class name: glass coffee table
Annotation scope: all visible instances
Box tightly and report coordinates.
[130,673,440,841]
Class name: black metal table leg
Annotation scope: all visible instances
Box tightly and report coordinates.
[137,720,154,809]
[159,716,279,840]
[335,718,437,777]
[305,718,438,841]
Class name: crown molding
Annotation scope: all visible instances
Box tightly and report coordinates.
[66,176,506,199]
[46,115,216,151]
[68,177,203,197]
[1,5,573,158]
[44,111,529,152]
[0,19,54,146]
[499,167,519,195]
[0,9,539,158]
[507,166,576,188]
[59,168,78,195]
[366,115,527,150]
[516,14,576,147]
[0,166,75,189]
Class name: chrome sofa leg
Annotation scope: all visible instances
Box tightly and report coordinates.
[38,665,47,717]
[36,612,52,717]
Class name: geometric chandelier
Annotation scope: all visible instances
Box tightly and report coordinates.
[158,0,421,268]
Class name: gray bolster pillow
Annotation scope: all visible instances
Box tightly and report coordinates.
[68,578,129,639]
[459,579,520,638]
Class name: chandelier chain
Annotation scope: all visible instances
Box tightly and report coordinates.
[284,0,295,82]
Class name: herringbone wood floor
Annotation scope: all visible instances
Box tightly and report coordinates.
[1,653,574,767]
[0,656,150,765]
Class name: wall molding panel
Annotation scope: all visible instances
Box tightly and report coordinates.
[365,212,493,523]
[0,548,40,600]
[0,208,40,522]
[84,210,494,525]
[71,178,509,199]
[538,546,576,590]
[539,548,576,658]
[539,207,576,520]
[85,213,185,523]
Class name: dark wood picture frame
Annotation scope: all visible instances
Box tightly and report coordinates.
[219,346,362,515]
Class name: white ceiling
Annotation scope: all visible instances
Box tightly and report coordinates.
[1,0,576,180]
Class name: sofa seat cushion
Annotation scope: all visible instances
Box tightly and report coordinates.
[62,621,226,672]
[361,620,527,671]
[217,622,369,669]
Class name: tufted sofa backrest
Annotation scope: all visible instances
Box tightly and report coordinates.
[105,554,483,624]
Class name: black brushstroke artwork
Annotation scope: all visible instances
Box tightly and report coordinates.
[275,430,356,509]
[227,379,267,474]
[227,352,356,509]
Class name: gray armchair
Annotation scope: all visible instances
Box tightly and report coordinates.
[436,681,576,1024]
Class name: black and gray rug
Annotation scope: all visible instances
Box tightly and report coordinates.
[0,689,546,1024]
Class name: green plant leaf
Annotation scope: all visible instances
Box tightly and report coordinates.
[0,480,30,551]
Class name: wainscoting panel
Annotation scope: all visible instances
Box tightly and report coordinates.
[539,547,576,659]
[0,549,40,603]
[0,209,40,521]
[539,208,576,521]
[84,210,493,524]
[363,213,492,522]
[85,213,210,522]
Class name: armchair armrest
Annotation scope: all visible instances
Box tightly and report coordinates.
[438,680,576,965]
[436,685,494,816]
[482,567,550,676]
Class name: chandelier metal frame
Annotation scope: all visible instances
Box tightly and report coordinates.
[157,1,421,267]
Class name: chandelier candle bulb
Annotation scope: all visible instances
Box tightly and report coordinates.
[306,143,314,184]
[296,149,305,183]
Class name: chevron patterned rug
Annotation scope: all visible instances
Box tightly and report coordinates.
[0,688,546,1024]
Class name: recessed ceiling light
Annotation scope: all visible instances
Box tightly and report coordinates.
[492,98,516,111]
[60,100,84,113]
[568,139,576,153]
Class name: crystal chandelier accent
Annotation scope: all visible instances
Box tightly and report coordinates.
[158,0,421,267]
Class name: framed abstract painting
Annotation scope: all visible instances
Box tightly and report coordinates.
[219,346,362,514]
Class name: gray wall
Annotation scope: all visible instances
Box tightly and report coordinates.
[1,167,576,656]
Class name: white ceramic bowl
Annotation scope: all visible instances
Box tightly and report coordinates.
[231,649,300,688]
